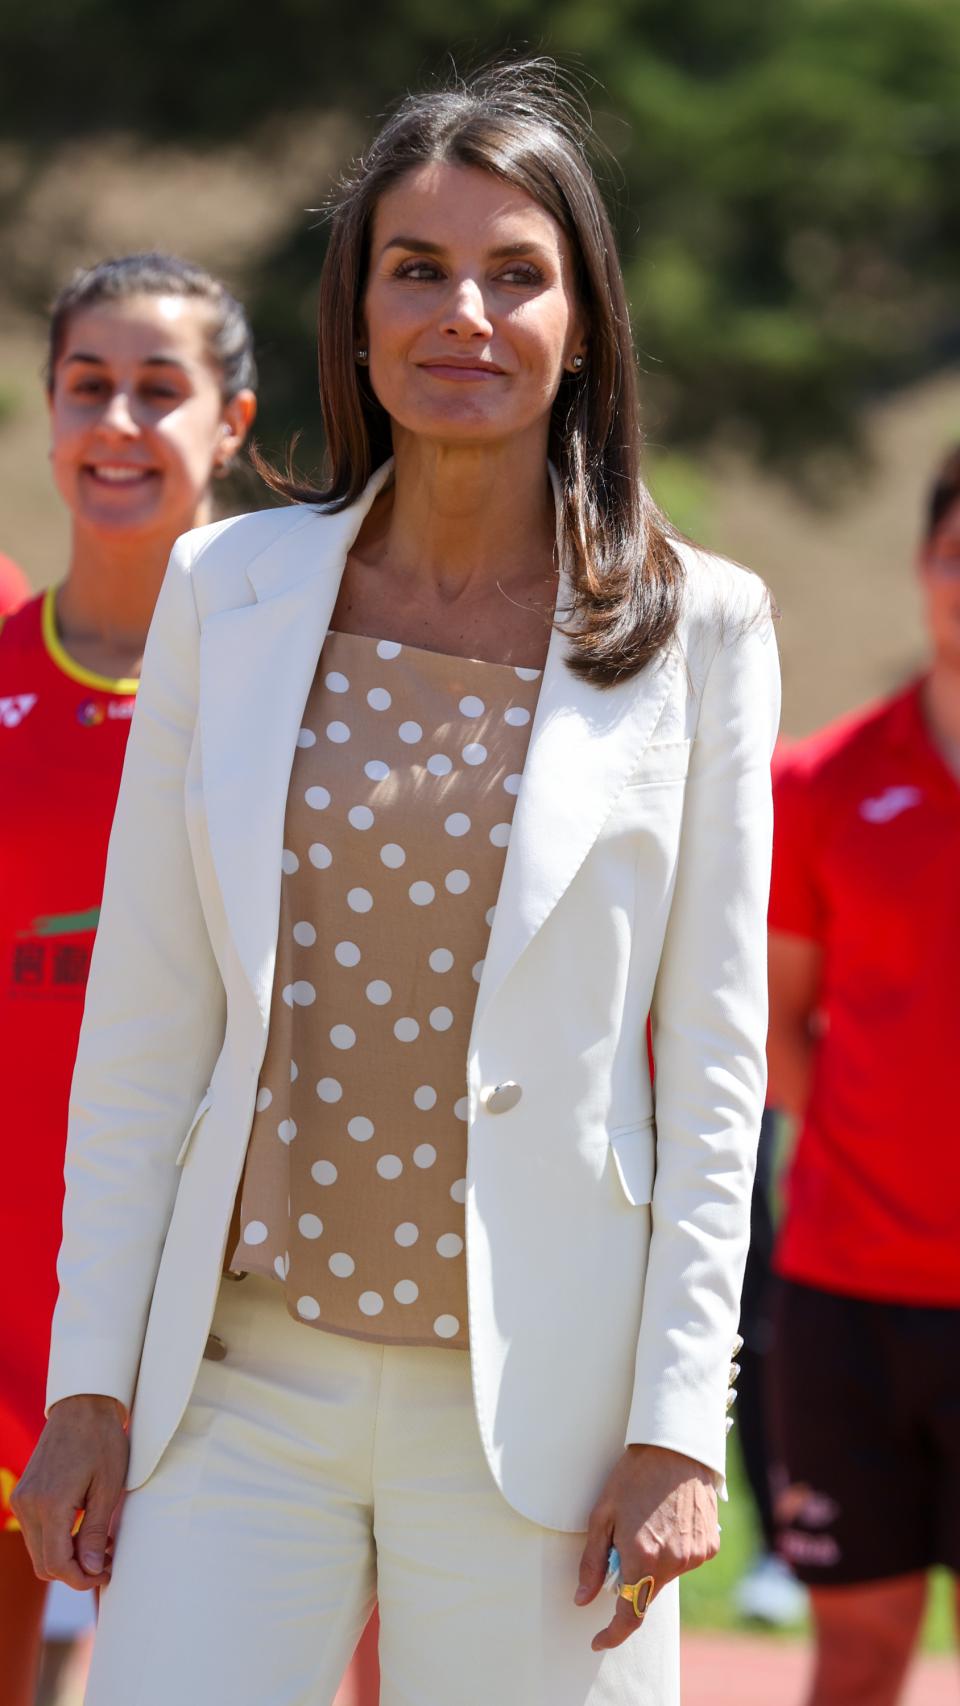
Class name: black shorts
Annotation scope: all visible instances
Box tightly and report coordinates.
[767,1277,960,1587]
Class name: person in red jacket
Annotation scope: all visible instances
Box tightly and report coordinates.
[0,551,30,615]
[767,444,960,1706]
[0,251,256,1706]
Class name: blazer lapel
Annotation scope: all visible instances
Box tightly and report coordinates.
[199,466,393,1020]
[472,599,680,1036]
[199,456,678,1030]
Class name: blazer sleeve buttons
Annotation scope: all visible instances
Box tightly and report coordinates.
[481,1081,523,1115]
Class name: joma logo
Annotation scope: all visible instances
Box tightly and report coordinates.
[859,785,922,823]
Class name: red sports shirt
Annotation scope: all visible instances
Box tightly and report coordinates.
[771,681,960,1306]
[0,591,136,1520]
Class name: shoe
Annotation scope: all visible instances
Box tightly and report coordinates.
[735,1552,807,1626]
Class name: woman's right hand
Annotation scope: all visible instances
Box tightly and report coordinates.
[11,1394,129,1590]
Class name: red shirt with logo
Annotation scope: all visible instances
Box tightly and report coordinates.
[0,590,136,1517]
[771,681,960,1306]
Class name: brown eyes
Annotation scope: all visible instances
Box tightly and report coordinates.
[500,265,544,286]
[69,379,181,402]
[393,260,442,281]
[392,259,544,287]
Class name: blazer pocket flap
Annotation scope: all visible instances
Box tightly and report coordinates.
[175,1089,213,1167]
[625,739,692,787]
[609,1119,656,1206]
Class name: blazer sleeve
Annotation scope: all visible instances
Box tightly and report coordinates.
[46,532,227,1415]
[626,574,781,1483]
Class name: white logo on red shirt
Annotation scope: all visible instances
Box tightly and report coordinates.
[859,785,922,823]
[0,693,37,728]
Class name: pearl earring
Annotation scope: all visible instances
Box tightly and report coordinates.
[356,347,369,363]
[572,354,585,371]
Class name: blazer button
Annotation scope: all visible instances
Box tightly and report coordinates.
[482,1081,522,1115]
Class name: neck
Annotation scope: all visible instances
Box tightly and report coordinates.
[57,498,212,660]
[373,433,556,599]
[923,661,960,778]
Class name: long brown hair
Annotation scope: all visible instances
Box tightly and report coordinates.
[260,59,683,687]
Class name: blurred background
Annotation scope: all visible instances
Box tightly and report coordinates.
[2,2,959,1700]
[3,0,960,735]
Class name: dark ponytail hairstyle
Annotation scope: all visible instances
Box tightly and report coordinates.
[925,444,960,546]
[259,59,683,687]
[47,251,257,400]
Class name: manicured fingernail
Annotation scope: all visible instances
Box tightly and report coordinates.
[575,1586,589,1604]
[81,1553,102,1572]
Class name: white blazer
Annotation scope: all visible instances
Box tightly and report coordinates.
[47,463,780,1533]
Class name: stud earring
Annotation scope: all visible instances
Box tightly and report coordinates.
[356,347,369,363]
[571,354,585,371]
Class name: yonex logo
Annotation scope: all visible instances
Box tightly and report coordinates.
[0,693,37,728]
[859,785,923,823]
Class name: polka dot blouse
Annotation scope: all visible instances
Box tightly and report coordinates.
[229,631,542,1348]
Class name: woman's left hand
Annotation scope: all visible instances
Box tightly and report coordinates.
[575,1444,720,1650]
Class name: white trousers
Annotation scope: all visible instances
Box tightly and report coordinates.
[87,1274,679,1706]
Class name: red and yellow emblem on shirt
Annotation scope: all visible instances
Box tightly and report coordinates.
[1,1467,21,1531]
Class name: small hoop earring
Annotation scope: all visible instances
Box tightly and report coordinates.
[356,347,369,364]
[571,354,585,371]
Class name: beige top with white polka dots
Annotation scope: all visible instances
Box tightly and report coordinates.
[230,630,541,1348]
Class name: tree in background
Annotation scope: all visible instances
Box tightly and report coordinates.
[2,0,960,473]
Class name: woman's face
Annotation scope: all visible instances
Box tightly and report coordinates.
[48,293,254,543]
[920,496,960,671]
[363,162,587,454]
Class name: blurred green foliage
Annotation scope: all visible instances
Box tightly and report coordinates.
[4,0,960,471]
[645,452,712,540]
[0,385,21,429]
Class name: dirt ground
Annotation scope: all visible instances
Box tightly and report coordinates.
[680,1632,959,1706]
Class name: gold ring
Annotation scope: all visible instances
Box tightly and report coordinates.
[619,1574,655,1619]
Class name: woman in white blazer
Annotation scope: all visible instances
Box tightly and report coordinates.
[15,60,779,1706]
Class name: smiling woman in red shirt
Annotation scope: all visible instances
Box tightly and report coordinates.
[0,253,256,1706]
[767,445,960,1706]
